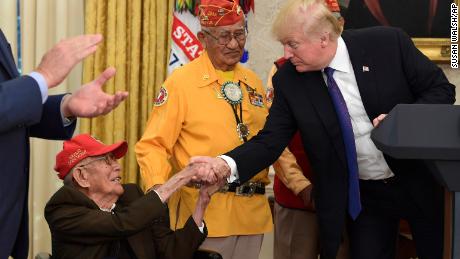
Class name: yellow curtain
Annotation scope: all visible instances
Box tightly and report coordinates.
[81,0,174,185]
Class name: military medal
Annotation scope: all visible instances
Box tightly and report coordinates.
[221,81,243,105]
[249,92,264,107]
[246,85,265,108]
[266,87,274,103]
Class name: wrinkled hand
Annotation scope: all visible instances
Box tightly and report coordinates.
[372,114,387,127]
[190,161,217,184]
[198,184,213,206]
[192,179,226,227]
[190,156,231,184]
[35,34,103,88]
[298,184,314,210]
[202,179,226,197]
[61,67,129,118]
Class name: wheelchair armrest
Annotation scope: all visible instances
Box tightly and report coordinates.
[193,249,223,259]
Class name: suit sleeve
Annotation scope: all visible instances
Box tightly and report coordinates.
[152,216,206,259]
[135,79,186,189]
[226,73,297,183]
[29,94,76,140]
[0,76,43,134]
[396,28,456,104]
[0,75,76,138]
[44,185,167,244]
[265,65,310,195]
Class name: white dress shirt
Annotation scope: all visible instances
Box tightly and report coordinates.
[326,37,393,180]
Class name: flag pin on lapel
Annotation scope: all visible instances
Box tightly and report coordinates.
[362,66,370,72]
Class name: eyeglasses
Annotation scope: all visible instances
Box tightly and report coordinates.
[77,153,117,168]
[202,29,247,45]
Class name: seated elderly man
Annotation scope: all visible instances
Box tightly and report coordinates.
[45,134,213,259]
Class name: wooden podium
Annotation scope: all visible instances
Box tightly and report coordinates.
[371,104,460,259]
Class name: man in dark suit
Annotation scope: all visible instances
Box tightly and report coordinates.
[191,0,456,258]
[0,29,128,258]
[45,134,210,259]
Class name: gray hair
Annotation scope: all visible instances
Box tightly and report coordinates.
[63,169,76,187]
[63,157,91,187]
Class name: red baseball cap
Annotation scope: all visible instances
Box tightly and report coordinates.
[325,0,341,13]
[54,134,128,180]
[199,0,244,27]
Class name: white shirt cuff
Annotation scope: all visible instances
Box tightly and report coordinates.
[29,72,48,104]
[198,222,205,233]
[217,155,239,183]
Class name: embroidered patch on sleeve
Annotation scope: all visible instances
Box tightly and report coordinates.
[154,86,168,106]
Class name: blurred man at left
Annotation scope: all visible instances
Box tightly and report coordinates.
[0,28,128,259]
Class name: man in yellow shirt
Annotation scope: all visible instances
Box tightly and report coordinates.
[136,0,299,258]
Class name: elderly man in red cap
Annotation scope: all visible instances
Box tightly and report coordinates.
[136,0,300,258]
[45,134,213,259]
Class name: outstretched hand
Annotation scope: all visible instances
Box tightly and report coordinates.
[35,34,103,89]
[201,178,226,197]
[61,67,128,118]
[192,179,226,227]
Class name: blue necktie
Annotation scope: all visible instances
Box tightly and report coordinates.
[324,67,362,220]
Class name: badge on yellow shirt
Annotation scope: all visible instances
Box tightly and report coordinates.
[154,86,168,106]
[266,87,274,103]
[249,92,264,107]
[245,86,264,108]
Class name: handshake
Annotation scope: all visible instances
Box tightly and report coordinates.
[151,156,232,204]
[188,156,232,186]
[151,156,233,227]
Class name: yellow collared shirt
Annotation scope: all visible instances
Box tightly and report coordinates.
[136,52,272,236]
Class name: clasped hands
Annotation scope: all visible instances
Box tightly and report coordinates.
[152,157,231,204]
[186,156,232,196]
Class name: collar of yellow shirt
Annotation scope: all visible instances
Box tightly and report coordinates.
[195,51,259,89]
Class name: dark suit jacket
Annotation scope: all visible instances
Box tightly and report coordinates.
[0,29,76,259]
[226,26,455,258]
[45,184,207,259]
